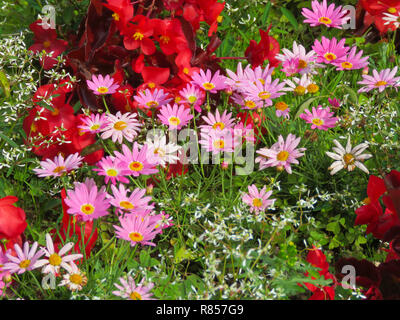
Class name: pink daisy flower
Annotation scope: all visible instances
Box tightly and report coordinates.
[233,122,256,144]
[3,241,45,275]
[333,46,369,71]
[134,88,172,109]
[33,153,83,178]
[312,37,350,64]
[284,74,313,96]
[242,184,276,214]
[191,69,227,93]
[93,156,130,185]
[299,106,339,130]
[78,113,109,134]
[178,84,205,112]
[64,178,110,221]
[242,76,287,107]
[114,214,161,247]
[282,57,302,77]
[35,233,83,275]
[255,134,306,174]
[87,74,119,95]
[275,102,290,119]
[152,210,174,232]
[109,184,154,214]
[157,103,193,130]
[113,276,155,300]
[200,109,235,132]
[231,93,263,110]
[199,129,235,154]
[225,62,252,89]
[244,64,275,86]
[0,247,11,295]
[302,0,348,29]
[101,111,142,144]
[357,67,400,93]
[114,143,158,177]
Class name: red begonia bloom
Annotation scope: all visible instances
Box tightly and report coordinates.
[122,15,156,55]
[245,26,280,68]
[0,197,27,240]
[103,0,134,30]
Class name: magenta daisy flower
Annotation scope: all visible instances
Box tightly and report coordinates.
[299,106,339,130]
[302,0,348,29]
[275,102,290,119]
[101,111,142,144]
[357,67,400,93]
[114,214,161,247]
[200,109,235,132]
[33,153,83,178]
[242,184,275,214]
[243,77,287,107]
[109,184,154,214]
[255,134,306,174]
[178,84,205,112]
[244,64,275,86]
[87,74,119,95]
[93,156,130,185]
[152,211,174,232]
[3,241,44,275]
[231,93,263,110]
[225,62,252,89]
[312,37,350,64]
[64,178,110,221]
[333,46,369,71]
[157,103,193,130]
[113,276,155,300]
[199,129,235,154]
[78,113,109,134]
[191,69,227,93]
[114,143,158,177]
[134,88,172,109]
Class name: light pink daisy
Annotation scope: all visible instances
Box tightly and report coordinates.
[199,129,235,154]
[134,88,172,109]
[302,0,348,29]
[157,103,193,130]
[58,263,87,291]
[3,241,45,275]
[178,84,204,112]
[282,57,302,77]
[275,102,290,119]
[114,214,161,247]
[87,74,119,95]
[357,67,400,93]
[233,122,256,144]
[113,276,155,300]
[200,109,235,132]
[225,62,252,89]
[0,247,11,296]
[191,69,227,93]
[231,93,263,110]
[78,113,109,134]
[256,134,306,174]
[114,143,158,177]
[244,64,275,85]
[242,184,275,214]
[109,184,154,214]
[333,46,369,71]
[64,178,110,221]
[93,156,130,185]
[243,77,287,107]
[284,74,313,96]
[299,106,339,130]
[35,233,83,275]
[312,37,350,64]
[101,111,142,144]
[152,211,174,232]
[33,153,83,178]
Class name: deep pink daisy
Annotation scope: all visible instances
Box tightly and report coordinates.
[191,69,227,93]
[242,184,276,214]
[333,46,369,71]
[87,74,119,95]
[109,184,154,214]
[299,106,339,130]
[93,156,130,185]
[242,77,288,107]
[134,88,172,109]
[157,103,193,130]
[199,129,236,155]
[113,276,155,300]
[302,0,348,29]
[357,67,400,93]
[33,153,83,178]
[200,109,235,132]
[312,37,350,64]
[78,113,109,134]
[178,84,205,112]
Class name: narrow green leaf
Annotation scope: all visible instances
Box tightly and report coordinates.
[280,7,299,29]
[0,70,10,98]
[0,131,19,148]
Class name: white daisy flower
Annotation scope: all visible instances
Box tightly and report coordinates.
[325,136,372,175]
[59,263,87,292]
[382,12,400,29]
[101,111,142,144]
[145,134,182,167]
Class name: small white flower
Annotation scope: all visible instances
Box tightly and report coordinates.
[382,12,400,29]
[325,136,372,175]
[59,263,87,292]
[145,134,182,167]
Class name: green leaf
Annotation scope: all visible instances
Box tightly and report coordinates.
[327,221,340,234]
[295,96,322,118]
[0,70,10,98]
[0,131,19,148]
[261,2,271,25]
[280,7,298,29]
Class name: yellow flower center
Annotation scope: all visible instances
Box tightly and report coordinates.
[43,40,51,48]
[183,67,189,75]
[69,273,83,285]
[217,15,223,23]
[318,17,332,25]
[113,121,128,130]
[90,124,100,130]
[106,168,118,177]
[343,153,355,166]
[53,166,66,174]
[129,232,144,242]
[341,61,353,69]
[130,291,142,300]
[375,80,387,87]
[245,100,256,109]
[154,147,166,157]
[252,198,263,208]
[146,100,159,108]
[324,52,337,62]
[31,123,37,133]
[112,13,120,21]
[168,116,181,127]
[307,84,319,94]
[80,204,95,215]
[133,32,144,41]
[49,253,62,266]
[202,82,215,91]
[363,197,371,205]
[294,85,306,96]
[298,59,308,69]
[312,118,324,126]
[51,108,59,116]
[213,139,225,149]
[148,82,156,89]
[275,102,288,111]
[119,201,134,210]
[188,96,197,104]
[97,87,109,94]
[212,122,225,130]
[388,7,397,14]
[277,150,289,161]
[129,161,144,172]
[160,35,170,44]
[19,259,31,269]
[258,91,271,100]
[258,78,265,85]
